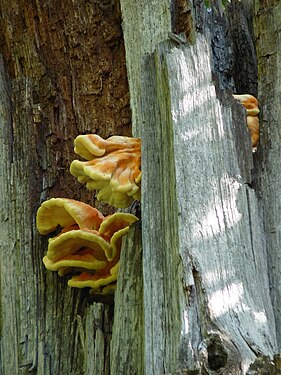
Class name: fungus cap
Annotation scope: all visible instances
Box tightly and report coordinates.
[70,135,141,208]
[233,94,260,148]
[46,229,111,261]
[43,249,107,272]
[233,94,260,116]
[36,198,104,235]
[68,262,119,294]
[74,134,140,158]
[37,198,138,295]
[247,116,260,147]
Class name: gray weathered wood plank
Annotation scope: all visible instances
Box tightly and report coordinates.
[140,34,277,373]
[254,0,281,348]
[111,220,144,375]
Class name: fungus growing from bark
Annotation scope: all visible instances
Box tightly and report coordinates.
[68,262,119,295]
[70,134,141,208]
[233,94,260,148]
[36,197,104,235]
[37,198,138,294]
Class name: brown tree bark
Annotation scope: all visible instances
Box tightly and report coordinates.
[254,0,281,352]
[0,1,129,374]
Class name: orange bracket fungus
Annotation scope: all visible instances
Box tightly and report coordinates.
[233,94,260,149]
[37,198,138,295]
[70,134,141,208]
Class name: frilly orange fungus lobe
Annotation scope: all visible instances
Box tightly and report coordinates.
[70,135,141,208]
[233,94,260,149]
[37,134,141,295]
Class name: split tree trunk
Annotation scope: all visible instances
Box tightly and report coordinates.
[1,0,281,374]
[114,0,281,373]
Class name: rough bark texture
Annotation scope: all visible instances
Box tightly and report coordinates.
[110,219,144,375]
[254,0,281,349]
[1,0,281,374]
[120,0,280,374]
[0,1,128,374]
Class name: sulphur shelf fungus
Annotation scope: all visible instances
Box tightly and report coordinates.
[233,94,260,149]
[36,198,138,295]
[69,134,141,208]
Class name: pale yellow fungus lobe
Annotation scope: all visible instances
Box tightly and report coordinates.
[68,262,119,292]
[70,134,141,208]
[37,198,138,295]
[36,197,104,235]
[233,94,260,148]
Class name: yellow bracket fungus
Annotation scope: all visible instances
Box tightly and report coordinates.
[70,134,141,208]
[36,197,104,235]
[37,198,138,295]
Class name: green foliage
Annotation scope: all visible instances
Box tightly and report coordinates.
[204,0,211,9]
[204,0,228,11]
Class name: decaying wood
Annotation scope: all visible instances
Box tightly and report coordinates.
[120,1,280,374]
[139,35,277,374]
[0,1,128,374]
[1,0,281,374]
[111,220,144,375]
[141,47,182,373]
[119,0,172,135]
[168,34,277,371]
[254,0,281,348]
[84,303,113,375]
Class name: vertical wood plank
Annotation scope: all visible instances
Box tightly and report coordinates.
[254,0,281,348]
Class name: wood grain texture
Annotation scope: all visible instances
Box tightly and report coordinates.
[119,0,172,135]
[110,220,144,375]
[141,45,182,374]
[254,0,281,348]
[1,0,280,374]
[0,1,127,374]
[139,34,277,373]
[84,303,113,375]
[119,0,280,373]
[168,34,277,370]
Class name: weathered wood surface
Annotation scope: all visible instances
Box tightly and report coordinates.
[120,1,280,374]
[0,1,128,374]
[110,220,144,375]
[168,34,277,370]
[141,48,182,374]
[254,0,281,348]
[140,35,277,374]
[1,0,281,374]
[119,0,171,135]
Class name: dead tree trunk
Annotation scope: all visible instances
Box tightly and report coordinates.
[113,0,281,374]
[0,0,281,374]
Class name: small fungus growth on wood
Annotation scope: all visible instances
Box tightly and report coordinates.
[233,94,260,149]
